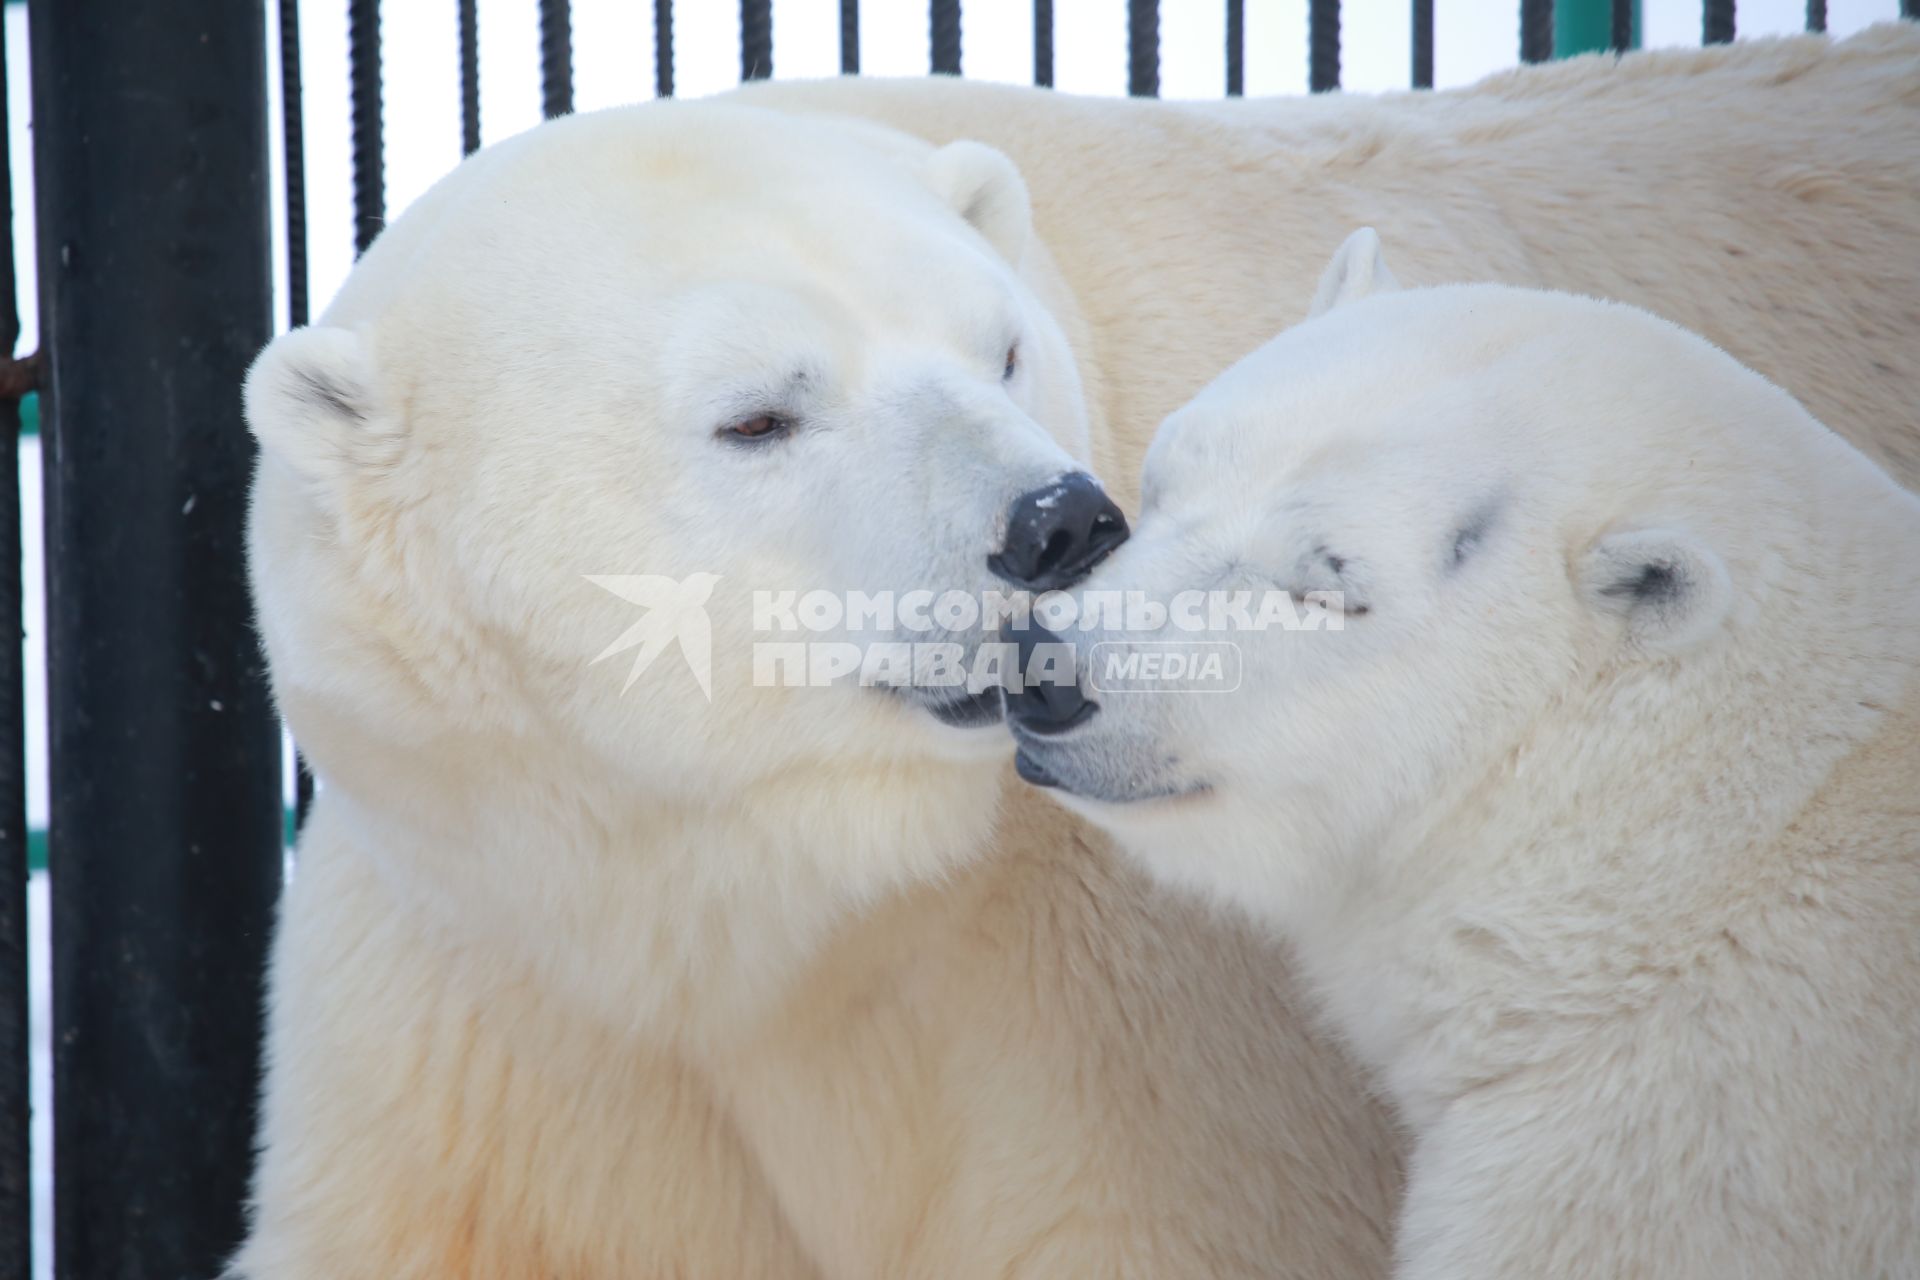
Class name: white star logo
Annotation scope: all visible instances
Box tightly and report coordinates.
[584,573,721,700]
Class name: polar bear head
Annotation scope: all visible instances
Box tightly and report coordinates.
[1005,230,1920,923]
[247,104,1116,863]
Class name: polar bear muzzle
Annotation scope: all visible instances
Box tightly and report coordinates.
[989,471,1130,593]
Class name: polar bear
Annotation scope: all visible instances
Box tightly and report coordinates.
[1005,231,1920,1278]
[234,105,1399,1278]
[736,24,1920,495]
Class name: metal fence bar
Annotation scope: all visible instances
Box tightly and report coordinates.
[1128,0,1159,96]
[1804,0,1824,30]
[350,0,384,255]
[541,0,573,117]
[1412,0,1433,86]
[1309,0,1340,92]
[459,0,482,151]
[280,0,310,325]
[30,0,284,1272]
[1521,0,1553,62]
[0,11,28,1273]
[1703,0,1735,43]
[931,0,962,75]
[280,0,318,828]
[1225,0,1244,95]
[1905,1,1919,23]
[655,0,675,96]
[742,0,772,80]
[1034,0,1053,86]
[841,0,860,73]
[1612,0,1635,50]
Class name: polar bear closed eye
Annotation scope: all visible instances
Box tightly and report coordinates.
[1008,230,1920,1278]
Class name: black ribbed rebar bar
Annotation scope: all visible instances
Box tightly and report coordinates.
[540,0,573,117]
[1703,0,1735,43]
[741,0,772,79]
[655,0,674,96]
[1225,0,1244,94]
[1308,0,1340,92]
[459,0,481,151]
[281,0,316,827]
[1034,0,1053,86]
[349,0,384,256]
[931,0,962,75]
[1520,0,1552,62]
[1804,0,1825,30]
[0,16,27,1278]
[1904,0,1918,22]
[1127,0,1159,96]
[841,0,859,73]
[1412,0,1433,86]
[280,0,309,323]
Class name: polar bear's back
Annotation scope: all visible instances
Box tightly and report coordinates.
[734,24,1920,495]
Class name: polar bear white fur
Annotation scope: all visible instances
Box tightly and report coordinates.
[234,104,1398,1279]
[736,25,1920,496]
[237,27,1920,1278]
[1011,233,1920,1278]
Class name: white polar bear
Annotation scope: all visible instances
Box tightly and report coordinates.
[234,104,1399,1279]
[1007,231,1920,1278]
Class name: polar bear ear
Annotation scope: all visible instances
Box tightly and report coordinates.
[1309,227,1401,318]
[1577,527,1733,654]
[925,140,1032,264]
[244,324,402,499]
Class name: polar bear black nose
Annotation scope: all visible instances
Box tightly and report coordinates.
[1002,620,1097,736]
[989,473,1129,592]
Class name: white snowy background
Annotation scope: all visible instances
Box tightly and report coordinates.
[5,0,1903,1272]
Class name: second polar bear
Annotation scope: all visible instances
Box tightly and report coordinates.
[1008,232,1920,1278]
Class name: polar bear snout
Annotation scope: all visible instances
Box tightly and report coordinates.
[988,472,1130,592]
[1003,619,1097,738]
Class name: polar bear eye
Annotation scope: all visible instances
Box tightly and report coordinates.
[1003,344,1019,381]
[724,414,791,443]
